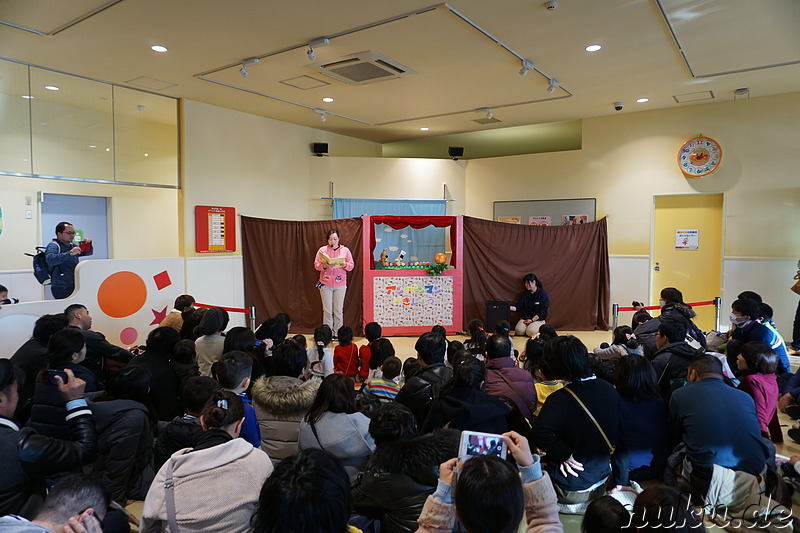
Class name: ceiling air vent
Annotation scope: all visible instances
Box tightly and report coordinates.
[309,51,416,85]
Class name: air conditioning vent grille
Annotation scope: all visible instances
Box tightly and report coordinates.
[309,51,415,85]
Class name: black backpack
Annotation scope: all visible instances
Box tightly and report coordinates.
[26,247,50,284]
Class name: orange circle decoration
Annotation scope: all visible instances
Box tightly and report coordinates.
[97,272,147,318]
[434,253,447,264]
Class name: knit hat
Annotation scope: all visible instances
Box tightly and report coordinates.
[195,307,229,336]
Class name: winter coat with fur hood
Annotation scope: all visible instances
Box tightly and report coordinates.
[351,429,460,533]
[250,375,319,466]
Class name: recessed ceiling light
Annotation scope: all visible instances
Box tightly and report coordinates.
[322,97,334,103]
[144,153,149,157]
[21,95,34,99]
[89,145,97,148]
[44,85,59,91]
[636,98,649,103]
[151,45,168,53]
[420,127,429,131]
[585,44,602,52]
[105,147,111,152]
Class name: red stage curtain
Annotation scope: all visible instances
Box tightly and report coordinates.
[368,216,458,269]
[462,216,610,331]
[241,216,364,334]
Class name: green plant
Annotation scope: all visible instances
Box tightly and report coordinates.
[426,263,449,276]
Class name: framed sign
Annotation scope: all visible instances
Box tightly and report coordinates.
[195,205,236,253]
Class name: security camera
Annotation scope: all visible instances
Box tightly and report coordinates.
[545,0,558,10]
[614,101,624,111]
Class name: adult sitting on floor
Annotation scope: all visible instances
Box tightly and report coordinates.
[395,332,453,428]
[9,313,69,423]
[251,339,319,466]
[483,334,538,432]
[0,362,96,518]
[351,402,459,533]
[125,326,182,421]
[531,336,629,512]
[415,431,562,533]
[65,304,131,379]
[634,287,706,358]
[422,355,509,434]
[650,316,705,404]
[0,474,108,533]
[669,355,772,498]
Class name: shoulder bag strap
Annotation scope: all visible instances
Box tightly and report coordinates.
[310,420,324,451]
[563,386,615,455]
[490,369,537,425]
[164,459,179,533]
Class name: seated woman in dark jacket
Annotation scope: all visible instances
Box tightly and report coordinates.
[531,336,629,510]
[29,328,104,439]
[421,355,509,434]
[88,367,156,503]
[634,286,706,357]
[351,403,459,533]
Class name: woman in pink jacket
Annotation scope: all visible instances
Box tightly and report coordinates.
[314,229,355,334]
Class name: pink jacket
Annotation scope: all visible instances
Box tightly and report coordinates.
[314,245,354,287]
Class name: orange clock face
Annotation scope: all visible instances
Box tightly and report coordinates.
[678,136,721,177]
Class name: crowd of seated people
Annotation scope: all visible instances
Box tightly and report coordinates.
[1,286,798,532]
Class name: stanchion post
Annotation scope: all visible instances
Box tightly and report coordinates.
[612,303,619,329]
[714,297,721,332]
[249,305,257,331]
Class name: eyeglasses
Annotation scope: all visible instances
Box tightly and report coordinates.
[61,231,76,235]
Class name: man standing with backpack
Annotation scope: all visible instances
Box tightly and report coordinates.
[45,222,92,299]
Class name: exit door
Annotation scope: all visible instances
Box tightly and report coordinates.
[652,194,723,332]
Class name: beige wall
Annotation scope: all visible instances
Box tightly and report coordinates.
[466,92,800,257]
[181,100,382,257]
[0,176,179,271]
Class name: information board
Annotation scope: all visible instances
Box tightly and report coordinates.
[195,205,236,253]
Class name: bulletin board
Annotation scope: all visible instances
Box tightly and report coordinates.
[493,198,596,226]
[195,205,236,253]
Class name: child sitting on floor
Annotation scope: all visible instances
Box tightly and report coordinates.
[305,325,334,379]
[363,355,402,403]
[593,325,643,362]
[216,351,261,448]
[333,325,360,379]
[358,321,382,383]
[737,341,782,442]
[464,319,487,360]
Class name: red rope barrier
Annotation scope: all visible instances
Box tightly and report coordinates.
[195,302,251,314]
[616,300,717,313]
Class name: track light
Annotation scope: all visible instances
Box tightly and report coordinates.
[519,60,534,77]
[239,57,260,77]
[547,79,559,93]
[320,113,326,122]
[306,37,330,62]
[486,109,493,120]
[314,108,327,122]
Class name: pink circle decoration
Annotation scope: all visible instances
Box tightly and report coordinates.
[120,327,138,346]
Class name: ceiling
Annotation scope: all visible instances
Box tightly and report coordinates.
[1,0,799,146]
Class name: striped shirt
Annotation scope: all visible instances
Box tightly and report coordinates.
[364,377,400,402]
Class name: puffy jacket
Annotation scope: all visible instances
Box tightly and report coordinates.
[153,415,204,470]
[395,363,453,427]
[28,363,104,440]
[0,401,96,517]
[126,353,182,421]
[250,375,319,466]
[635,302,706,358]
[88,399,154,502]
[352,430,459,533]
[650,342,705,402]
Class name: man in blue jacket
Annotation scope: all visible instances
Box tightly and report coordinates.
[45,221,92,300]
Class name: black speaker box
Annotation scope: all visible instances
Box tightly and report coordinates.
[448,146,464,158]
[312,142,328,155]
[486,300,510,332]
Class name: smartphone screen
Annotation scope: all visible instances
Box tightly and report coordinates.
[47,370,68,385]
[459,431,507,460]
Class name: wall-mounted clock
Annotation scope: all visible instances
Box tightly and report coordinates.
[678,136,722,177]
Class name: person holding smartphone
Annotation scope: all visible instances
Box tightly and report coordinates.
[45,221,93,300]
[416,431,561,533]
